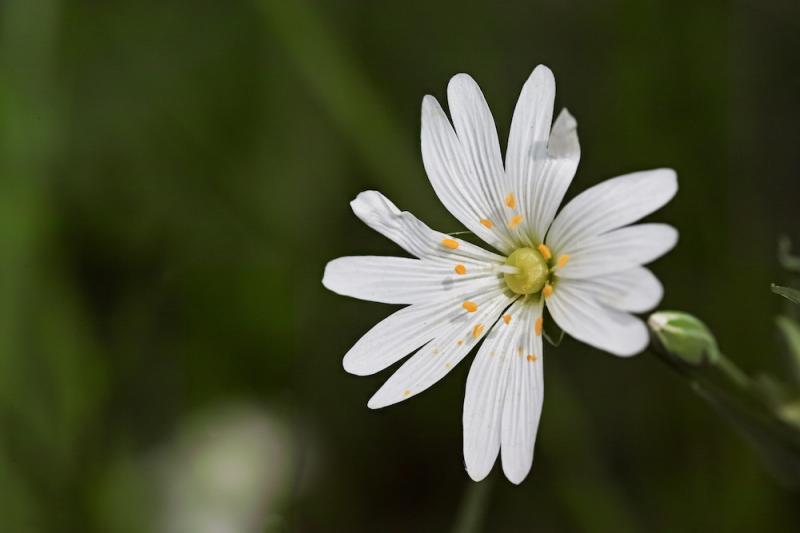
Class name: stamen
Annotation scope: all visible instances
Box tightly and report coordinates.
[457,339,464,346]
[454,264,467,275]
[542,284,554,298]
[462,301,478,313]
[442,238,459,250]
[527,354,537,362]
[537,243,552,260]
[535,317,543,336]
[507,214,523,229]
[472,324,485,338]
[502,314,512,325]
[505,193,516,209]
[556,254,570,268]
[479,218,494,229]
[497,264,520,275]
[403,389,411,397]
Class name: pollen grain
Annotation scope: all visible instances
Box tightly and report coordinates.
[537,243,552,260]
[542,284,554,298]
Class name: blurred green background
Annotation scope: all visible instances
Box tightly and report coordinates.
[1,0,800,531]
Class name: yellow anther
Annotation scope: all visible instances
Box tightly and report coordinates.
[542,284,554,298]
[507,214,523,229]
[505,193,516,209]
[479,218,494,229]
[527,354,537,362]
[403,389,411,397]
[445,362,453,369]
[472,324,485,338]
[454,264,467,275]
[535,317,543,336]
[502,314,512,325]
[556,254,570,269]
[442,238,459,249]
[457,339,464,346]
[537,243,552,260]
[463,301,478,313]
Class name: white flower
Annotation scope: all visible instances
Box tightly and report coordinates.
[323,65,678,484]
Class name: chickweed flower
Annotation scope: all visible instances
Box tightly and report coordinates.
[324,66,678,483]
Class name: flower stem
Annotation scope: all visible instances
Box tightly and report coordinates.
[648,340,800,486]
[451,479,492,533]
[715,353,751,390]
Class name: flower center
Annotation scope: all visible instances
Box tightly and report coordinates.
[504,247,549,295]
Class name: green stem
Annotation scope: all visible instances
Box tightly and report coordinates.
[715,354,751,390]
[451,479,492,533]
[649,344,800,485]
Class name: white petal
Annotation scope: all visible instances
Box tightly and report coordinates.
[557,224,678,279]
[341,299,447,376]
[546,168,678,253]
[446,75,509,241]
[463,298,528,481]
[500,299,544,484]
[342,284,507,376]
[447,75,506,190]
[546,282,649,357]
[505,66,581,243]
[367,291,514,409]
[351,190,504,263]
[506,66,555,170]
[323,256,503,305]
[548,108,580,160]
[421,95,513,253]
[566,267,663,313]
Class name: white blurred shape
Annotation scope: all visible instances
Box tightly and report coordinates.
[156,403,291,533]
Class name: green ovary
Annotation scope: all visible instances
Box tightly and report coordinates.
[504,247,549,295]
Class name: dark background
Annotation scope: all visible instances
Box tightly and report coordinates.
[1,0,799,531]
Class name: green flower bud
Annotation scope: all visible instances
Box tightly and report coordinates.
[648,311,720,366]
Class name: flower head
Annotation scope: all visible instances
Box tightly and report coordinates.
[323,65,678,483]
